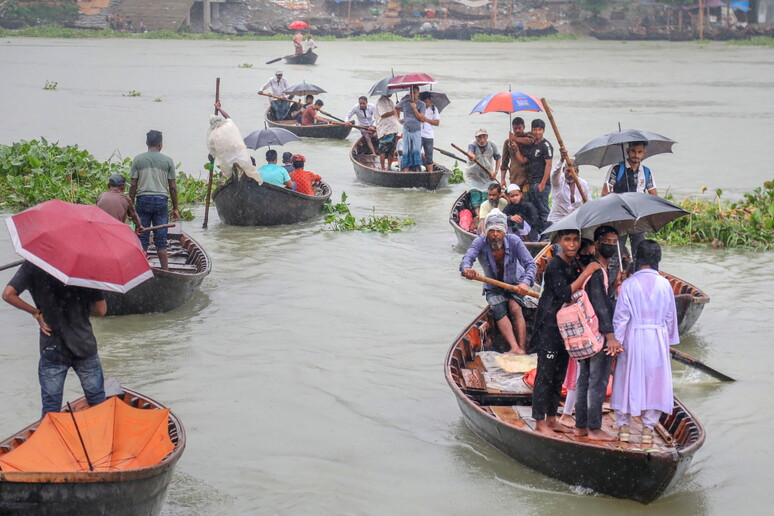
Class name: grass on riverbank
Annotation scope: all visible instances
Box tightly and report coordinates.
[656,181,774,250]
[0,24,578,43]
[0,139,207,220]
[726,36,774,47]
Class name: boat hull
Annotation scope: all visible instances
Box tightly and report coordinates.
[350,143,451,190]
[104,233,210,316]
[284,50,318,65]
[213,174,332,226]
[265,109,351,139]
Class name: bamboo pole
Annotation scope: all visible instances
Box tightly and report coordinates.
[202,77,219,229]
[540,98,588,203]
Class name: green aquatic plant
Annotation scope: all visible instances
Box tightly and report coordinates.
[322,192,415,233]
[154,97,162,102]
[449,162,464,184]
[727,36,774,48]
[124,90,141,97]
[656,181,774,250]
[238,63,253,68]
[43,80,57,90]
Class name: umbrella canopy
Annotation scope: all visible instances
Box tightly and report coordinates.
[387,73,436,90]
[541,192,689,238]
[419,89,451,113]
[5,200,152,293]
[369,75,395,97]
[470,91,544,115]
[0,397,173,472]
[289,20,308,29]
[284,82,326,96]
[573,129,677,168]
[243,127,301,150]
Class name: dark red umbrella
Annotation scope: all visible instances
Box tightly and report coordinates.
[289,20,309,30]
[5,200,153,293]
[387,73,436,90]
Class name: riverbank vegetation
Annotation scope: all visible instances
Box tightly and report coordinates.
[726,36,774,47]
[0,139,207,220]
[323,193,415,233]
[656,182,774,250]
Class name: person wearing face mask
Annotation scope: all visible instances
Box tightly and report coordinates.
[572,226,626,441]
[546,159,590,226]
[460,209,537,354]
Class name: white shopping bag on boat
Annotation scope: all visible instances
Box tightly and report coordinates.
[207,116,262,184]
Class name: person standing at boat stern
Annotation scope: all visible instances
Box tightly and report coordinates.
[3,263,107,418]
[460,209,537,354]
[129,130,179,271]
[530,229,601,436]
[394,85,426,172]
[608,240,678,444]
[375,94,400,170]
[261,71,291,120]
[464,128,501,219]
[574,226,625,442]
[418,91,440,172]
[346,96,377,156]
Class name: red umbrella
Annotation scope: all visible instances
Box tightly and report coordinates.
[387,73,436,90]
[289,20,309,30]
[5,200,153,293]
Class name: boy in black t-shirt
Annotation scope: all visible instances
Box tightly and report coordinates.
[514,119,554,233]
[502,184,539,241]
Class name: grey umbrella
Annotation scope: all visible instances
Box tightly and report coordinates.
[243,127,301,150]
[284,82,327,96]
[542,193,689,238]
[419,89,451,113]
[368,75,394,97]
[573,129,677,168]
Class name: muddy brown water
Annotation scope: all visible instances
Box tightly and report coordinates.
[0,37,771,514]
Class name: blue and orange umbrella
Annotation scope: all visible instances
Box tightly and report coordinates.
[470,91,544,115]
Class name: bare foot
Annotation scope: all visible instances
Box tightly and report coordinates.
[574,428,588,437]
[546,416,574,433]
[534,420,557,437]
[558,414,575,427]
[587,429,615,442]
[504,348,526,355]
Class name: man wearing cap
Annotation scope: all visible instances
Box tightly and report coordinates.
[261,71,291,120]
[460,209,537,354]
[464,129,501,218]
[546,159,590,226]
[289,154,322,196]
[503,184,539,241]
[96,174,144,231]
[129,130,178,271]
[346,96,377,156]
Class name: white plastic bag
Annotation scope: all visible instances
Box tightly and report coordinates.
[206,116,262,184]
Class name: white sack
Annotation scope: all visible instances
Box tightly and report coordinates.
[207,116,262,184]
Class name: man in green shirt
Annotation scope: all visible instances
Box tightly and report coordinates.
[129,130,179,270]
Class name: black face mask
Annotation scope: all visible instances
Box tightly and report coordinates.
[578,254,595,266]
[599,243,618,259]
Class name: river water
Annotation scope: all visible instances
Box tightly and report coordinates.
[0,37,771,514]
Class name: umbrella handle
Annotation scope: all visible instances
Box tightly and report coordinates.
[541,98,588,203]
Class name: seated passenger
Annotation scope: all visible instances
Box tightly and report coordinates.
[503,184,539,241]
[258,149,295,189]
[289,154,322,196]
[301,100,327,126]
[476,182,508,234]
[282,151,294,172]
[291,94,313,123]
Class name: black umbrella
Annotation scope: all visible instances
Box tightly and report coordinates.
[243,127,301,150]
[573,129,677,168]
[368,75,394,97]
[419,89,451,113]
[284,82,326,96]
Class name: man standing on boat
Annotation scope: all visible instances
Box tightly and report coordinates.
[460,209,537,354]
[3,264,107,418]
[464,128,501,218]
[374,94,400,170]
[601,141,657,258]
[346,96,377,156]
[260,71,291,120]
[546,160,590,226]
[394,85,426,172]
[96,173,144,231]
[129,130,179,271]
[500,117,529,189]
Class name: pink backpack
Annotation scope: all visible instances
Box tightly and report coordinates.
[557,268,608,360]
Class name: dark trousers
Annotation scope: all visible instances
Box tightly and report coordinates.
[527,182,551,233]
[575,349,613,430]
[532,349,569,420]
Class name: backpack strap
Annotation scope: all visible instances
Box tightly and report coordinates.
[643,165,651,190]
[616,162,651,192]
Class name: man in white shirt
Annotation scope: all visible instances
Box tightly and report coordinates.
[260,71,291,120]
[547,160,590,225]
[418,91,440,172]
[346,96,377,155]
[374,94,400,169]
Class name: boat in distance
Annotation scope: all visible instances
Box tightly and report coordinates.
[265,109,352,139]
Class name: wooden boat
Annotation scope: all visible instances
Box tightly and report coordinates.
[104,229,211,316]
[284,49,318,65]
[531,244,709,335]
[350,140,451,190]
[0,384,185,515]
[265,108,352,139]
[449,190,548,257]
[445,307,705,504]
[212,173,332,226]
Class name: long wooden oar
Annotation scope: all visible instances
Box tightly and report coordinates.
[319,109,345,123]
[434,146,467,162]
[468,273,539,298]
[0,259,24,272]
[138,223,176,234]
[258,91,297,103]
[327,120,371,131]
[266,53,295,65]
[540,98,587,203]
[451,143,498,183]
[202,77,220,229]
[669,348,735,382]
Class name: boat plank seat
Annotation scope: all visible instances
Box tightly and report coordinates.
[462,369,486,390]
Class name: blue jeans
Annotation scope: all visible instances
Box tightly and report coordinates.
[38,337,105,418]
[136,195,169,251]
[527,182,551,233]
